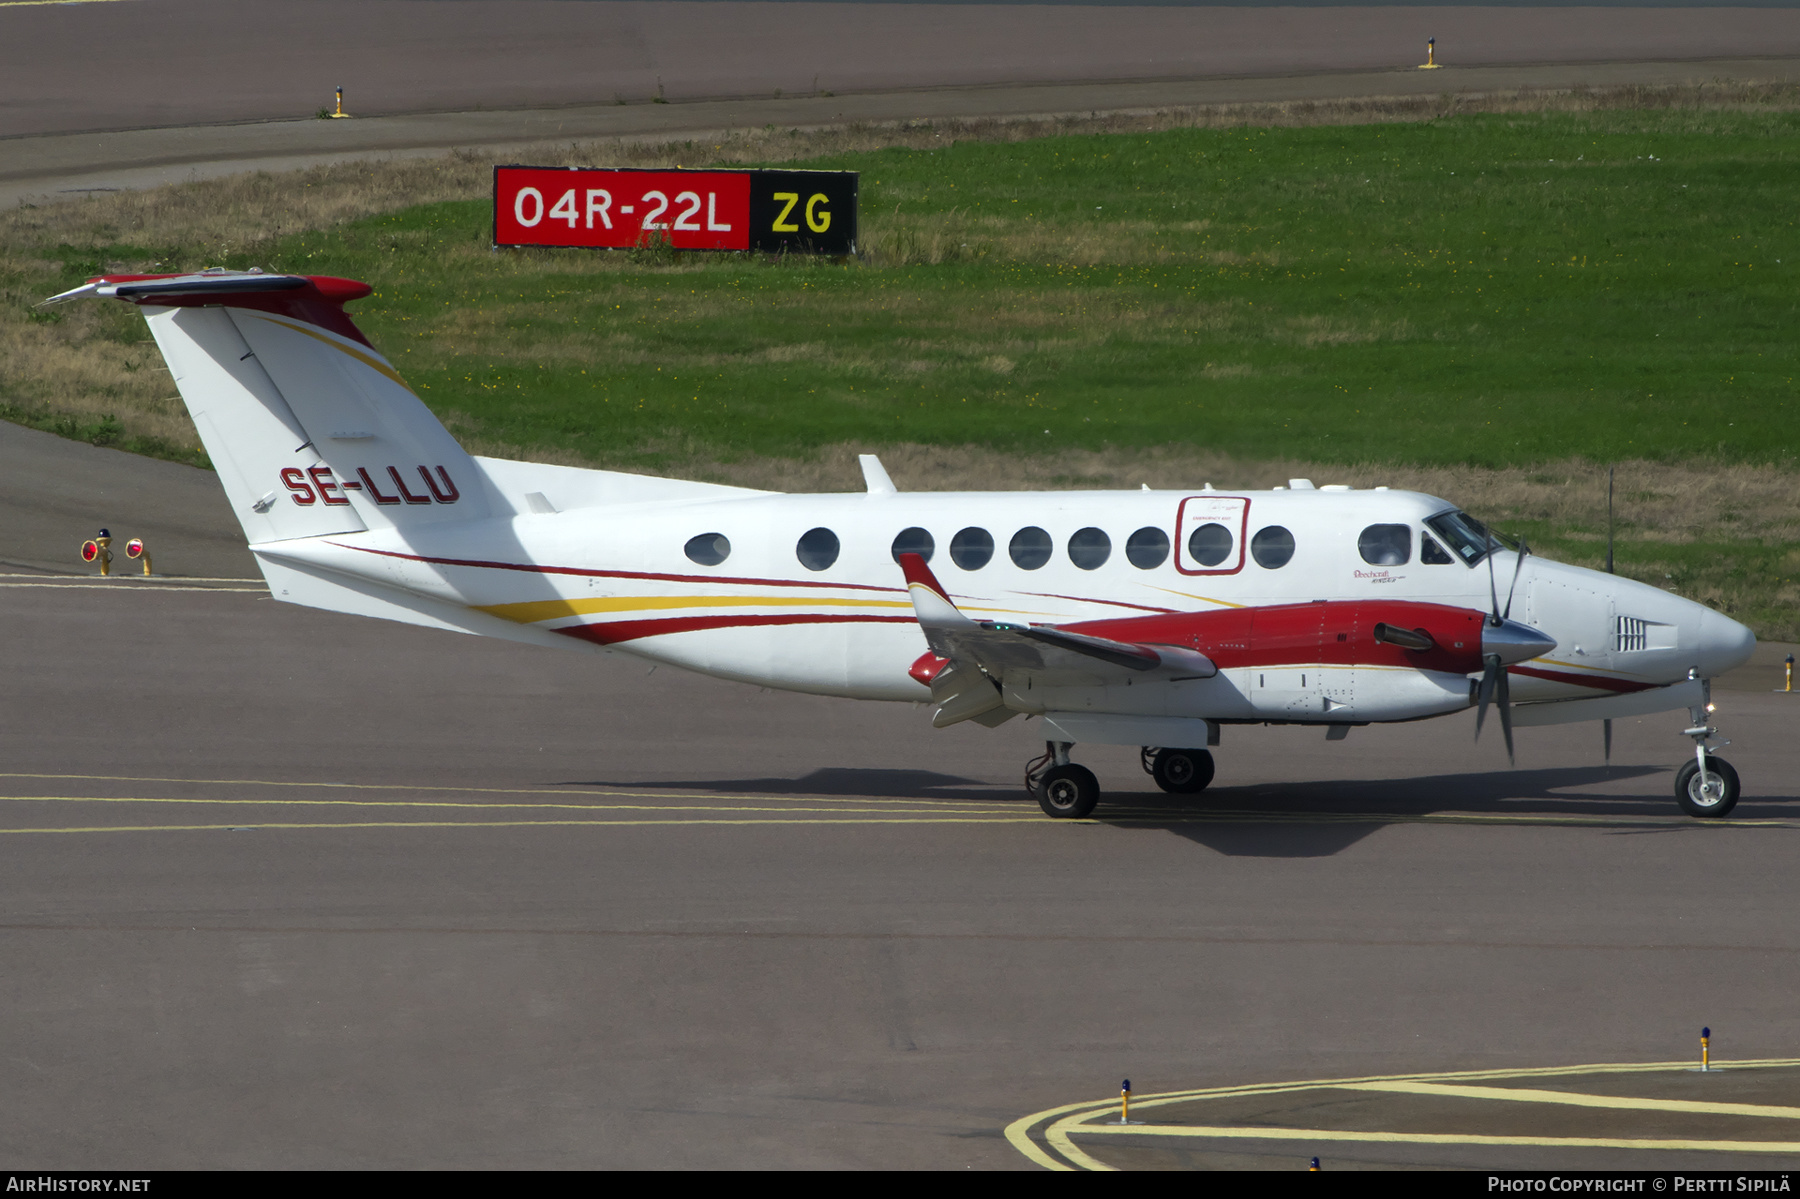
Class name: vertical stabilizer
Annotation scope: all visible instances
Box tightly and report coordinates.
[50,271,490,543]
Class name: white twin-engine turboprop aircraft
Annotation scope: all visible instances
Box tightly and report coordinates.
[50,271,1757,818]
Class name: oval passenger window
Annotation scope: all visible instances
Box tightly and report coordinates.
[684,533,730,566]
[891,526,934,564]
[1250,525,1296,569]
[1009,526,1052,571]
[796,527,840,571]
[1068,527,1111,570]
[1358,523,1411,567]
[1125,526,1169,569]
[950,527,994,570]
[1187,522,1234,568]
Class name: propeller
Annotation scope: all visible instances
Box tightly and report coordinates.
[1474,528,1533,767]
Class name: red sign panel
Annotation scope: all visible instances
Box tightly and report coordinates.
[494,168,751,251]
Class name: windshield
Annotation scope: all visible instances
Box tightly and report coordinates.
[1425,510,1519,567]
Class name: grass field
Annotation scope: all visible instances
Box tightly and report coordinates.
[4,84,1799,634]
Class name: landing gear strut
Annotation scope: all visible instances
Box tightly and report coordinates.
[1027,741,1098,818]
[1141,746,1216,794]
[1676,673,1739,818]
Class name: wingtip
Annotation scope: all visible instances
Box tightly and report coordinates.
[898,551,945,595]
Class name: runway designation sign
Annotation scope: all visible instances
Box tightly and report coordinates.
[493,166,858,254]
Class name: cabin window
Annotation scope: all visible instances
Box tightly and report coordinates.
[1421,533,1453,565]
[1068,527,1111,570]
[950,527,994,570]
[891,526,935,564]
[1250,525,1295,569]
[1188,522,1234,568]
[1009,526,1053,570]
[1126,526,1169,569]
[796,527,840,571]
[1358,524,1411,566]
[684,533,730,566]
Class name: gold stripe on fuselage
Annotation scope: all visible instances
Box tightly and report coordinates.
[475,594,1051,625]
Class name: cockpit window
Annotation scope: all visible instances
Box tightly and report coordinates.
[1420,533,1453,565]
[1424,510,1517,567]
[1357,524,1411,566]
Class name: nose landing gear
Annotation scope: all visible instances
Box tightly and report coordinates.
[1676,673,1739,818]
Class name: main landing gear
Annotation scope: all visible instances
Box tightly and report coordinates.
[1142,746,1216,794]
[1675,673,1740,818]
[1025,743,1216,818]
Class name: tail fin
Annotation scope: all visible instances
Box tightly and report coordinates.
[48,271,485,544]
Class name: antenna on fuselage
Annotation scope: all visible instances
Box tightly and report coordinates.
[1606,467,1616,574]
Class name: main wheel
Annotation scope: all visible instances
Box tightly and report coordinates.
[1151,748,1216,794]
[1675,755,1740,818]
[1036,763,1100,819]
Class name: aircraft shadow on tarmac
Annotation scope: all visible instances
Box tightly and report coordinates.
[582,765,1800,858]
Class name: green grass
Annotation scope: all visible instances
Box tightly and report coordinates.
[9,101,1800,634]
[184,107,1800,473]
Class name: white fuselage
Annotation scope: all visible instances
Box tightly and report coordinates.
[260,474,1754,722]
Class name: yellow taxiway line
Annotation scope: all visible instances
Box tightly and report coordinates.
[1339,1078,1800,1119]
[1007,1058,1800,1171]
[0,816,1057,835]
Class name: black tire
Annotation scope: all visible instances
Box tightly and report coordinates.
[1036,763,1100,819]
[1675,755,1740,818]
[1151,748,1216,794]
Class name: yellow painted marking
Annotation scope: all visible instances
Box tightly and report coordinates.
[0,772,992,808]
[1003,1101,1094,1171]
[0,795,1002,816]
[1338,1079,1800,1119]
[0,574,260,584]
[0,816,1057,835]
[476,594,916,624]
[0,582,265,593]
[0,781,1792,828]
[1010,1058,1800,1170]
[247,313,411,389]
[0,0,133,6]
[1061,1123,1800,1153]
[1143,586,1244,609]
[1535,657,1640,678]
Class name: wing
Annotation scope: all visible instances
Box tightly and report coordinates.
[899,553,1215,727]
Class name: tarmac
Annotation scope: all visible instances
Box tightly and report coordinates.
[2,577,1799,1168]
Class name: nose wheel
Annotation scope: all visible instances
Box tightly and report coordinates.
[1675,755,1740,818]
[1676,673,1740,818]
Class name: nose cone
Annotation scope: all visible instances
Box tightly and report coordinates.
[1695,608,1755,678]
[1482,617,1557,666]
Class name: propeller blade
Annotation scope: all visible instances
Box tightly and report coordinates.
[1485,532,1501,625]
[1475,655,1499,740]
[1497,666,1515,765]
[1502,536,1529,621]
[1603,718,1613,764]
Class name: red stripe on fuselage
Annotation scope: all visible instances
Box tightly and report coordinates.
[1507,665,1658,694]
[554,612,916,646]
[331,543,904,594]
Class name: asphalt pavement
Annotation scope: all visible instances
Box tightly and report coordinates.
[2,579,1798,1168]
